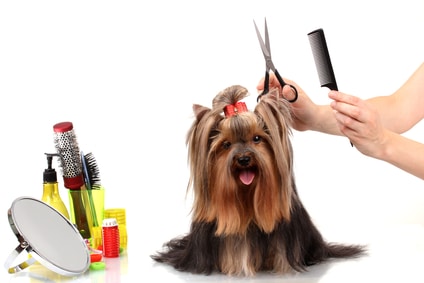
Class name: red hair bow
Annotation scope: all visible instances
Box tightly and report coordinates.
[224,102,248,117]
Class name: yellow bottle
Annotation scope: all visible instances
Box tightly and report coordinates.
[41,153,70,219]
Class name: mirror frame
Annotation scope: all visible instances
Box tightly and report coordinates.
[4,197,90,276]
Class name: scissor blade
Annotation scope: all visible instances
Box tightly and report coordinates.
[264,18,270,57]
[253,19,270,58]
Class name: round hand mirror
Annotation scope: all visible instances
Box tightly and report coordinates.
[4,197,90,276]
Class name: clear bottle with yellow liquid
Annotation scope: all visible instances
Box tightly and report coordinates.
[41,153,70,219]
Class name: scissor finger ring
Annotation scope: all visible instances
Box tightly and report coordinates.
[284,85,298,103]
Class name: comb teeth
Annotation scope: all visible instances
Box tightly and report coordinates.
[53,122,84,189]
[308,28,338,90]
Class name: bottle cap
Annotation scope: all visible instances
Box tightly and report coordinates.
[102,218,118,227]
[44,153,59,183]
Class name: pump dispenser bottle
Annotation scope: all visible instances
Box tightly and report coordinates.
[42,153,70,219]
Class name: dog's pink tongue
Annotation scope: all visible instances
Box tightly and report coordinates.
[240,170,255,185]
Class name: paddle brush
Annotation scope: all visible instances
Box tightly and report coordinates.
[82,152,102,189]
[81,151,102,227]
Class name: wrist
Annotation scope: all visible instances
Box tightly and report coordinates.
[310,105,341,135]
[375,130,397,162]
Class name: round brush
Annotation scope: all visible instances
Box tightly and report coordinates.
[53,121,92,239]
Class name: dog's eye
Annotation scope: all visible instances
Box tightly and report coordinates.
[253,136,261,144]
[223,141,231,149]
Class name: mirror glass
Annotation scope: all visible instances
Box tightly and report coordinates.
[6,197,90,276]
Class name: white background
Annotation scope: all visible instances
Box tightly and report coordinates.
[0,1,424,282]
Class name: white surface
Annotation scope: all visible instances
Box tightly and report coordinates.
[1,0,424,282]
[2,225,424,282]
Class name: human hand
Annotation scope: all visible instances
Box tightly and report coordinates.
[256,73,319,132]
[329,91,389,158]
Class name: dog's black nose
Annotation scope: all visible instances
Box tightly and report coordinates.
[237,156,250,167]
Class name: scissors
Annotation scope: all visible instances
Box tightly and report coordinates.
[254,19,298,103]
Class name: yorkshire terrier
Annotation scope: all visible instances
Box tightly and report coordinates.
[152,85,366,276]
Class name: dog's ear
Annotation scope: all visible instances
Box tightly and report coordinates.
[193,104,210,121]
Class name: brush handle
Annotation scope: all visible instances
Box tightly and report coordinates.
[69,189,92,239]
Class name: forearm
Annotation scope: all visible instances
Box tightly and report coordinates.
[366,62,424,134]
[377,131,424,180]
[366,94,412,134]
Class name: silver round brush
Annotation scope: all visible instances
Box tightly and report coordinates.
[53,121,92,238]
[53,122,85,189]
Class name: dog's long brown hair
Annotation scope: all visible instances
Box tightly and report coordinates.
[152,85,366,276]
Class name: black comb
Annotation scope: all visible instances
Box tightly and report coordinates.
[308,28,338,91]
[308,29,353,147]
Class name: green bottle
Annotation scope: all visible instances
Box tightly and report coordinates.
[41,153,70,219]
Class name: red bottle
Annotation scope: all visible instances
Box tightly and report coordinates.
[102,218,120,257]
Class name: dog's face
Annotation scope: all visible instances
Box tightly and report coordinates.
[211,112,266,189]
[187,85,295,236]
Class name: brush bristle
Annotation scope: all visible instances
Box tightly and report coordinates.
[83,152,102,189]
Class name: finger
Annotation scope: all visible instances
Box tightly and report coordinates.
[281,85,296,102]
[328,90,361,106]
[331,99,368,124]
[268,73,280,87]
[256,77,265,91]
[333,109,368,139]
[257,73,281,92]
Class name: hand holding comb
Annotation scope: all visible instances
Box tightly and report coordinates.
[308,29,353,147]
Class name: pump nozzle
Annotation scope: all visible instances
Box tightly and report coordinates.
[44,153,60,183]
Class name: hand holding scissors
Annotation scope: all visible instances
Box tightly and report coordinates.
[254,19,298,103]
